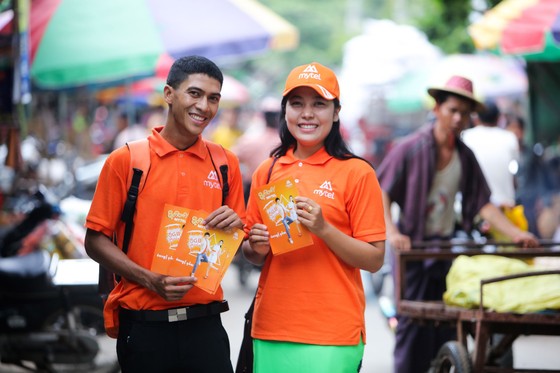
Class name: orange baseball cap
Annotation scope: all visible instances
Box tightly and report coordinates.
[282,62,340,100]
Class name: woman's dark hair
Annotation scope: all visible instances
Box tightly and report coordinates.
[270,96,372,167]
[166,55,223,89]
[505,113,525,130]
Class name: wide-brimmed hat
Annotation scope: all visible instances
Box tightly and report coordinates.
[427,75,485,111]
[282,62,340,100]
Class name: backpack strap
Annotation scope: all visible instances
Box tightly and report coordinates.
[126,139,151,195]
[205,140,229,205]
[121,139,151,255]
[100,139,151,292]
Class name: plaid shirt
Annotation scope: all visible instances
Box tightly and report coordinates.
[377,122,491,241]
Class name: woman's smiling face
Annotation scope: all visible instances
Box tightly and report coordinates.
[285,86,340,156]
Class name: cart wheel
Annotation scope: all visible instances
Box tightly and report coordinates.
[430,341,472,373]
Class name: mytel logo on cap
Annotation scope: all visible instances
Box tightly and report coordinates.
[299,65,335,99]
[299,65,321,80]
[283,62,340,100]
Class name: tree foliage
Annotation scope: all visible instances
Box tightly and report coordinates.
[408,0,474,54]
[234,0,502,98]
[406,0,504,54]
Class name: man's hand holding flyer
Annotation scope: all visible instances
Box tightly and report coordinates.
[151,204,244,294]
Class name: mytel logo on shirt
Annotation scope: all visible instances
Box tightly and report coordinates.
[204,170,222,190]
[313,180,334,200]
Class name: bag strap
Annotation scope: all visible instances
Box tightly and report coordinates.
[120,139,228,256]
[119,139,229,257]
[235,156,279,373]
[121,139,151,255]
[266,156,279,184]
[205,140,229,205]
[126,139,151,195]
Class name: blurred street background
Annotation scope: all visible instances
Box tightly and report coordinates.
[1,0,560,372]
[220,267,560,373]
[2,0,559,235]
[1,264,560,372]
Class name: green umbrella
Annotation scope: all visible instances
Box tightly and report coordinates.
[386,54,527,114]
[31,0,163,89]
[30,0,299,90]
[386,69,433,114]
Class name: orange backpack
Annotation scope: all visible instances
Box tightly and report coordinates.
[97,138,230,298]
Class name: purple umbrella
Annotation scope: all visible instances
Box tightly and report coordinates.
[30,0,299,89]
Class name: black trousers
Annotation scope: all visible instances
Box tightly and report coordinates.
[392,254,455,373]
[117,313,233,373]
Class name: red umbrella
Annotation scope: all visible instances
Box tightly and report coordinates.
[469,0,560,61]
[469,0,560,144]
[98,62,250,109]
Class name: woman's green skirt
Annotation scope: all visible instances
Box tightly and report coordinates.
[253,338,364,373]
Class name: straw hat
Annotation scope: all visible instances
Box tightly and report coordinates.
[427,75,485,111]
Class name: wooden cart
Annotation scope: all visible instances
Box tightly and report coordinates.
[394,241,560,373]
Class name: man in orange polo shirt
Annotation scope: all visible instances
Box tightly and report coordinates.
[84,56,245,373]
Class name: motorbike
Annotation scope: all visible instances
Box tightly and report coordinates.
[0,188,119,372]
[231,250,260,288]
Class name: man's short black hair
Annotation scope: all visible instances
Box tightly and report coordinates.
[478,100,500,125]
[432,91,478,112]
[166,55,223,89]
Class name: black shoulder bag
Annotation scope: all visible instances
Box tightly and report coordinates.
[235,156,278,373]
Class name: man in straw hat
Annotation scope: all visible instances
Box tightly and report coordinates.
[376,75,538,373]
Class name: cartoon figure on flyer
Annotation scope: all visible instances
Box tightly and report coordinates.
[204,239,224,279]
[275,196,297,244]
[286,195,303,237]
[190,232,211,277]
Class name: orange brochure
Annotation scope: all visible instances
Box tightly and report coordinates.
[254,177,313,255]
[150,204,191,276]
[177,210,244,294]
[151,206,244,294]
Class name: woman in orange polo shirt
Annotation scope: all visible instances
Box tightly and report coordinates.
[243,62,386,372]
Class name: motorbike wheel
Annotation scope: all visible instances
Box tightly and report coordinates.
[238,259,253,287]
[40,302,120,373]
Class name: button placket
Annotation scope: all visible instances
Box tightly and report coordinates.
[178,152,189,194]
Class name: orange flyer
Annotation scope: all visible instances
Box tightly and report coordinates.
[151,207,244,294]
[150,204,191,276]
[177,210,244,294]
[254,177,313,255]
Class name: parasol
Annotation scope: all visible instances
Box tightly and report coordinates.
[96,55,250,108]
[386,54,527,114]
[100,75,250,108]
[469,0,560,143]
[29,0,298,89]
[469,0,560,61]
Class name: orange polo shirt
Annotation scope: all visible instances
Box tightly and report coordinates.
[246,147,386,346]
[86,127,245,337]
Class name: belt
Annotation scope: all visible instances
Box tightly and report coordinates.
[120,300,229,323]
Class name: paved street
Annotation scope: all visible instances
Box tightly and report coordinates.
[221,267,396,372]
[2,266,559,372]
[221,266,560,373]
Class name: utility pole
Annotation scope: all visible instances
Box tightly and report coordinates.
[345,0,363,35]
